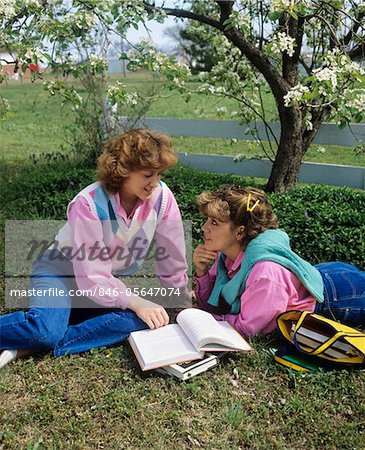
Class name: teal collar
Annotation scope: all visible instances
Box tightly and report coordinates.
[207,229,324,314]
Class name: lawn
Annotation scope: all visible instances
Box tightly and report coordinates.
[1,74,365,450]
[1,74,364,167]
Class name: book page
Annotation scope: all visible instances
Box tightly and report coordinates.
[201,322,252,351]
[176,308,251,351]
[129,324,203,370]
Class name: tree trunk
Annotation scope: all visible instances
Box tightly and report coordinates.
[266,109,304,192]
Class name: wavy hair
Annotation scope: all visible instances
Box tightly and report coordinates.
[197,185,278,248]
[97,128,177,193]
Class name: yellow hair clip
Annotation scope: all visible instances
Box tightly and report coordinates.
[246,193,260,212]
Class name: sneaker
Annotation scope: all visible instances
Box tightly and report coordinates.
[0,350,18,369]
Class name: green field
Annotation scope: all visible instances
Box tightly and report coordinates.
[1,74,364,167]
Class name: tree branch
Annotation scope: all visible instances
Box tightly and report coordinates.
[142,2,223,30]
[349,42,365,60]
[225,28,289,104]
[302,104,332,150]
[0,57,16,64]
[299,56,311,76]
[343,11,365,46]
[143,1,288,103]
[282,15,305,86]
[216,0,233,23]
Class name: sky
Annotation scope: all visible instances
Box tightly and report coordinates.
[126,15,184,50]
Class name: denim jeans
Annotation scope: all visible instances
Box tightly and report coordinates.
[315,262,365,328]
[0,253,148,356]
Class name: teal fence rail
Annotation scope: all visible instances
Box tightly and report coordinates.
[134,118,365,189]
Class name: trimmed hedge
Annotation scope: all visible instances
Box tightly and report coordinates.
[2,161,364,269]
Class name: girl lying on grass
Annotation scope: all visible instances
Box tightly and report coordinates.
[0,129,188,369]
[193,185,365,338]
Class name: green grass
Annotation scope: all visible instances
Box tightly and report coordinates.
[173,136,365,167]
[1,74,365,449]
[1,342,364,449]
[0,158,364,449]
[1,75,364,167]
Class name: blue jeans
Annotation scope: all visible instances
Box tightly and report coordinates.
[315,262,365,328]
[0,253,148,356]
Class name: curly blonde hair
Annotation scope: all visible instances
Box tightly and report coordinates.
[97,128,178,194]
[197,185,278,248]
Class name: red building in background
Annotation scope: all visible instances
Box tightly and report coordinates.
[0,48,40,79]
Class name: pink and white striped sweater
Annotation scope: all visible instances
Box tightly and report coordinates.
[54,180,188,309]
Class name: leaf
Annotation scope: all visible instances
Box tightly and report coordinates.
[268,11,283,21]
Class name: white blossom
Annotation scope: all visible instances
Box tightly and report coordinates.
[284,84,309,106]
[73,92,82,106]
[271,32,296,57]
[125,92,138,106]
[313,67,337,88]
[0,0,16,18]
[271,0,296,10]
[1,97,10,111]
[107,85,120,97]
[24,0,41,7]
[89,54,106,67]
[173,77,185,89]
[24,49,43,61]
[216,106,228,115]
[348,93,365,113]
[271,0,308,13]
[64,11,96,30]
[304,113,313,130]
[229,10,250,29]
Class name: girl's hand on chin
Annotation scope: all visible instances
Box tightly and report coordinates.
[193,244,217,278]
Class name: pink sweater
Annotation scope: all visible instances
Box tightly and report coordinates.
[67,183,188,309]
[195,251,316,338]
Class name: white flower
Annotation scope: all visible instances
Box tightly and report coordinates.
[74,92,82,105]
[348,93,365,113]
[24,49,43,61]
[271,32,296,57]
[304,114,313,130]
[229,10,250,29]
[271,0,308,13]
[64,11,96,30]
[24,0,41,7]
[89,54,106,67]
[284,84,309,106]
[107,85,120,97]
[125,92,138,106]
[173,77,185,89]
[2,97,10,111]
[216,106,227,115]
[0,0,16,18]
[313,67,337,88]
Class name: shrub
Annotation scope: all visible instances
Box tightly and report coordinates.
[2,161,364,268]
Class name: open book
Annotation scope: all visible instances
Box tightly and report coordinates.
[128,308,252,371]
